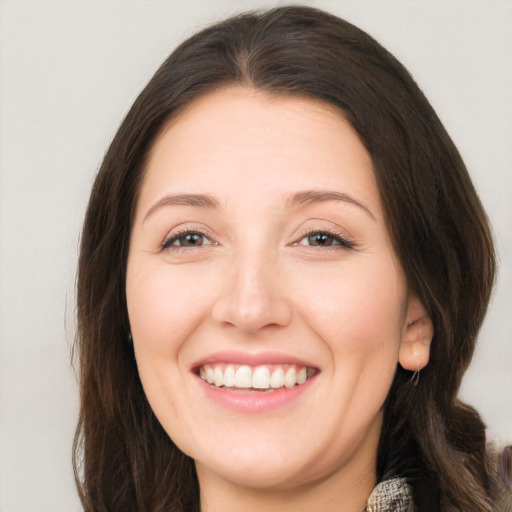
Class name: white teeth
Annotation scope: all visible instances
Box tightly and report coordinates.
[224,365,236,387]
[270,367,285,388]
[253,366,271,389]
[213,366,224,387]
[284,367,296,388]
[234,365,253,388]
[199,363,315,390]
[297,367,307,385]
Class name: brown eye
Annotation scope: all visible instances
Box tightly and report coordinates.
[178,233,205,247]
[307,232,335,247]
[295,230,354,250]
[298,230,353,249]
[162,231,214,250]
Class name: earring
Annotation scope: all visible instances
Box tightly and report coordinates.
[128,333,133,344]
[410,368,420,386]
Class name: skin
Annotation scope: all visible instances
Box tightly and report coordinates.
[126,86,433,512]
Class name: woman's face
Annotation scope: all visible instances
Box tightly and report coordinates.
[126,87,423,492]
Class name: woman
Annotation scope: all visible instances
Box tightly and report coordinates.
[74,6,509,511]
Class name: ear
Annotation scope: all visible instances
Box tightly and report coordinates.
[398,294,434,371]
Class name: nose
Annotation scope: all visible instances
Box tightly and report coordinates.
[211,251,293,335]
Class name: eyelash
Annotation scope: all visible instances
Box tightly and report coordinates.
[294,229,354,250]
[161,230,216,251]
[161,228,354,252]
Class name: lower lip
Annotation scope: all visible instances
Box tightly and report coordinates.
[195,374,317,413]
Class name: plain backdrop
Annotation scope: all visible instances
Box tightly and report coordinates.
[0,1,511,510]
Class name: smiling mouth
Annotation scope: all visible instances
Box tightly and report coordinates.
[197,363,318,392]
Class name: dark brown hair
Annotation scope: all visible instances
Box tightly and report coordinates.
[74,6,497,511]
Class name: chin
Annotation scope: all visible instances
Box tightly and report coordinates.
[195,454,319,491]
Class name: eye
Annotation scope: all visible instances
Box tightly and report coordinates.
[162,230,214,250]
[297,230,353,249]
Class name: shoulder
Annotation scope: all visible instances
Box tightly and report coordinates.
[366,477,414,512]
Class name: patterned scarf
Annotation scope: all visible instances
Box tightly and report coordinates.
[365,477,415,512]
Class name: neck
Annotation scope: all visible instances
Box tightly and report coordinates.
[197,453,377,512]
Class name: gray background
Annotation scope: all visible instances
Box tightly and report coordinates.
[1,1,511,510]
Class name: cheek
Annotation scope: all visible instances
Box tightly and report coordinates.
[293,258,406,356]
[125,263,211,440]
[126,262,212,354]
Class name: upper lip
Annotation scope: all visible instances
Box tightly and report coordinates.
[191,351,319,371]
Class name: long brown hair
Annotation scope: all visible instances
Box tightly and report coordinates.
[74,6,497,511]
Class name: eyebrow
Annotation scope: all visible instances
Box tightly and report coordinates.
[143,193,220,223]
[142,189,375,224]
[287,190,375,220]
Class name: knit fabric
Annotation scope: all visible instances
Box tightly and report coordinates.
[364,474,512,511]
[365,477,415,512]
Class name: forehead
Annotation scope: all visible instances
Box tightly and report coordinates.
[139,86,379,215]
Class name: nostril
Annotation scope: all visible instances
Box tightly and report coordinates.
[211,284,293,334]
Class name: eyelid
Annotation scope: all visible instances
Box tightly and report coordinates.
[159,224,354,252]
[161,227,216,250]
[293,228,355,249]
